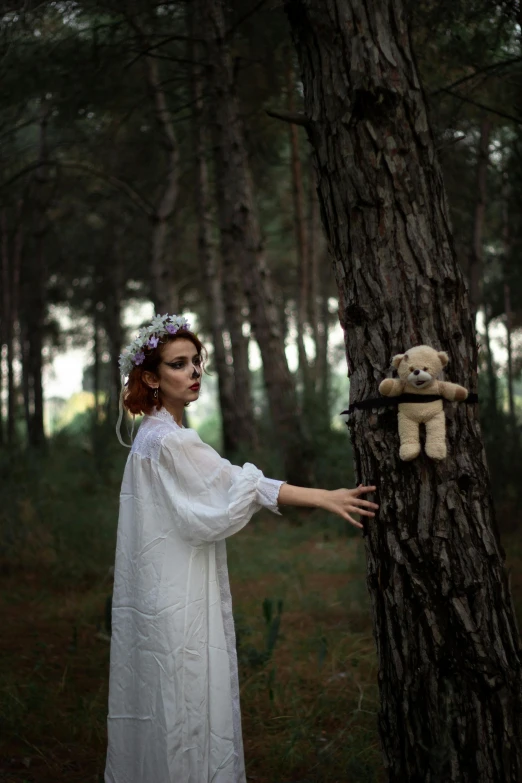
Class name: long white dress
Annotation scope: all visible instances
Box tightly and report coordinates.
[105,407,284,783]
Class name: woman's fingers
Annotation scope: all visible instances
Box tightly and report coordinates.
[355,485,376,495]
[351,498,379,510]
[351,507,375,518]
[345,513,363,529]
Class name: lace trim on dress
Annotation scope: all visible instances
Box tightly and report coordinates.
[256,477,285,515]
[131,408,182,463]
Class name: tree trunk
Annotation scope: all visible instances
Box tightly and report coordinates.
[287,1,522,780]
[106,251,124,422]
[93,310,101,426]
[190,3,240,456]
[504,282,515,422]
[484,308,498,419]
[307,167,321,386]
[26,104,49,448]
[129,15,179,314]
[205,0,314,485]
[467,116,490,318]
[502,174,516,423]
[1,208,22,447]
[287,52,310,395]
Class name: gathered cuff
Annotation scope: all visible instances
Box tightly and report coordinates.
[256,477,286,516]
[228,462,264,526]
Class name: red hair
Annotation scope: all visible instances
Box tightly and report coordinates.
[123,330,206,416]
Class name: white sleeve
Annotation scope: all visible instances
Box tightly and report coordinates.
[157,430,285,546]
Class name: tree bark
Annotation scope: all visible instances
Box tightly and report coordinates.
[307,168,321,387]
[1,206,22,446]
[467,116,490,318]
[190,3,240,456]
[129,15,180,314]
[25,103,49,448]
[205,0,314,485]
[502,174,516,423]
[287,1,522,780]
[484,307,498,419]
[105,243,124,422]
[287,52,310,394]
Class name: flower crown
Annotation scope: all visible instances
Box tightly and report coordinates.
[118,313,191,377]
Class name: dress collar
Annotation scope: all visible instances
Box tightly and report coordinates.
[149,406,184,429]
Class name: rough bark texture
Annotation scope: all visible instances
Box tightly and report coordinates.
[25,105,49,448]
[129,15,179,314]
[206,0,313,484]
[286,1,522,780]
[287,54,310,391]
[502,178,515,424]
[468,116,490,317]
[191,2,241,456]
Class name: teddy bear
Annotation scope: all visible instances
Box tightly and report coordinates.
[378,345,468,461]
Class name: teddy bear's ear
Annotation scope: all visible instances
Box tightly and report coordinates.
[438,351,449,367]
[392,353,405,368]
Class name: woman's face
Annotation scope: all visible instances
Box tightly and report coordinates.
[145,338,202,407]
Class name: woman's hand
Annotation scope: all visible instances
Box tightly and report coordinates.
[318,485,378,530]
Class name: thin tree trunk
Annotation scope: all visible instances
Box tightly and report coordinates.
[287,1,522,780]
[93,311,101,426]
[27,103,49,448]
[0,212,6,447]
[190,4,240,456]
[9,212,22,444]
[128,15,179,314]
[105,235,124,422]
[316,248,331,412]
[504,282,515,421]
[307,169,321,387]
[205,0,314,485]
[484,308,498,418]
[1,205,22,446]
[468,116,490,318]
[502,173,515,423]
[287,52,309,394]
[21,328,31,440]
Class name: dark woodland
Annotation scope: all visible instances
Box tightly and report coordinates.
[1,1,522,781]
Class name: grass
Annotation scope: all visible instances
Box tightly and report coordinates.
[0,514,384,782]
[1,431,521,783]
[0,430,384,782]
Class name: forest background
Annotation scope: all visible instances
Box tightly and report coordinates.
[1,0,522,781]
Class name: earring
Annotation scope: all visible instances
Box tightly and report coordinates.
[153,388,159,400]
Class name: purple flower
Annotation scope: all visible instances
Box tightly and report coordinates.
[134,351,146,365]
[148,335,159,348]
[166,323,178,335]
[183,322,191,331]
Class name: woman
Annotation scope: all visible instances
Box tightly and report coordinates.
[105,314,378,783]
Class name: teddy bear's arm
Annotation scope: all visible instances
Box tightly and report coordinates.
[379,378,405,397]
[437,380,468,402]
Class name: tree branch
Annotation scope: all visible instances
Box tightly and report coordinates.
[0,160,155,217]
[266,108,309,127]
[430,56,522,97]
[438,88,522,126]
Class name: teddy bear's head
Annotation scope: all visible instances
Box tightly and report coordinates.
[392,345,449,390]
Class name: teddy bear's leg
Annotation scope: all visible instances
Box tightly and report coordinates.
[398,412,421,461]
[424,411,447,460]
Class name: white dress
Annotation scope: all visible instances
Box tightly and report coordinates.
[105,407,284,783]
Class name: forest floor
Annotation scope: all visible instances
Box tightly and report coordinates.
[1,511,521,783]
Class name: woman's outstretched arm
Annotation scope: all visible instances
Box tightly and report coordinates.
[277,484,378,530]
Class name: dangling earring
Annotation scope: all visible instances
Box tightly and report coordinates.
[153,388,159,400]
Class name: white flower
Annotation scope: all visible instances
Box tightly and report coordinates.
[118,312,193,377]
